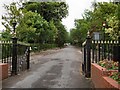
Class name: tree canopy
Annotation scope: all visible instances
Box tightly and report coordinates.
[1,1,69,47]
[22,2,68,21]
[70,2,120,46]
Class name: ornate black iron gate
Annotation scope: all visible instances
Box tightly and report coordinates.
[0,38,30,76]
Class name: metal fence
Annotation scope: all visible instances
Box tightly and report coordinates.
[91,40,119,63]
[82,35,120,78]
[0,38,30,76]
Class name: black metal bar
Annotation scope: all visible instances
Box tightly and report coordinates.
[111,41,113,60]
[10,44,12,67]
[102,42,104,60]
[4,42,7,63]
[7,42,9,63]
[110,43,113,60]
[83,46,86,75]
[11,37,17,75]
[2,42,4,63]
[98,43,100,62]
[108,42,110,60]
[27,47,30,69]
[95,44,97,63]
[92,41,94,63]
[103,41,106,59]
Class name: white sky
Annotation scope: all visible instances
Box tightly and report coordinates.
[62,0,110,31]
[0,0,110,32]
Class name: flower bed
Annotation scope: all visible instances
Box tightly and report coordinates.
[91,63,120,89]
[109,71,120,84]
[98,59,118,70]
[98,59,119,84]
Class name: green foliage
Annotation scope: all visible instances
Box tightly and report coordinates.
[1,31,12,40]
[98,59,118,70]
[1,1,68,49]
[106,16,119,40]
[2,2,23,30]
[91,2,119,40]
[70,18,90,46]
[109,72,120,84]
[54,21,68,47]
[47,20,57,43]
[16,11,49,43]
[71,2,119,46]
[1,2,23,40]
[98,59,120,83]
[23,2,68,21]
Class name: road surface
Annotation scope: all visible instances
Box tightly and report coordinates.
[3,46,94,88]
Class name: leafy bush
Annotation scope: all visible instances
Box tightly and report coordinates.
[98,59,118,70]
[109,72,120,84]
[98,59,119,83]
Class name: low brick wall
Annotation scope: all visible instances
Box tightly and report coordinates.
[91,63,120,89]
[0,63,8,80]
[103,76,120,89]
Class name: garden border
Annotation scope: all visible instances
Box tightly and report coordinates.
[91,63,120,89]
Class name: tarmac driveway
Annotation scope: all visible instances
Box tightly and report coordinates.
[2,46,94,88]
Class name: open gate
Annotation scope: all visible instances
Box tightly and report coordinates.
[0,38,30,76]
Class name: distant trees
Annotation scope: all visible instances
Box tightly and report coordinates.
[70,10,91,46]
[70,2,119,46]
[54,20,68,47]
[1,1,69,47]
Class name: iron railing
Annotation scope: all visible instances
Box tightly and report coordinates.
[82,36,120,78]
[0,38,30,76]
[91,40,119,63]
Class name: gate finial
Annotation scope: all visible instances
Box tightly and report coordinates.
[87,30,90,37]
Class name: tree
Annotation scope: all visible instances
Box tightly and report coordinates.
[47,20,58,43]
[106,15,119,40]
[22,2,68,21]
[22,1,68,46]
[1,1,68,47]
[54,21,68,47]
[16,11,49,43]
[70,18,90,46]
[1,2,50,43]
[70,2,119,46]
[90,2,118,40]
[1,2,23,40]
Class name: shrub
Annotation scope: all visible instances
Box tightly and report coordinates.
[109,72,120,84]
[98,59,119,84]
[98,59,118,70]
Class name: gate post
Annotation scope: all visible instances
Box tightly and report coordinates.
[86,31,91,78]
[11,37,17,75]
